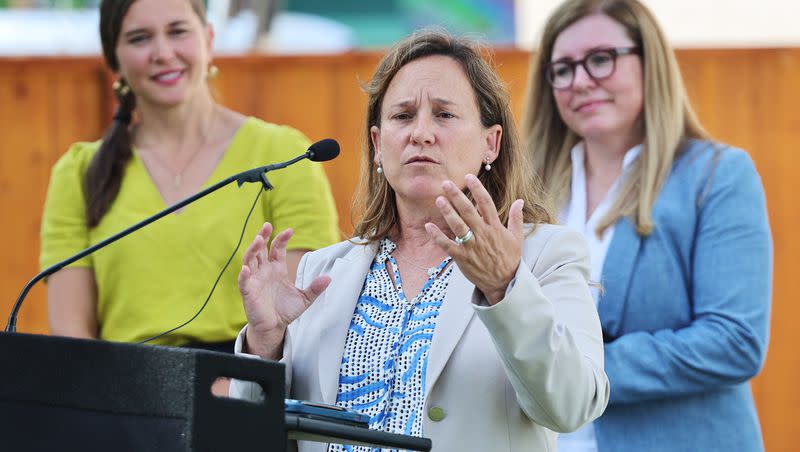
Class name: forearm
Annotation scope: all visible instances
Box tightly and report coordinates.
[605,314,768,404]
[46,268,98,338]
[475,260,609,432]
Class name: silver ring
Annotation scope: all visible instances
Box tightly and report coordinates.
[454,229,474,245]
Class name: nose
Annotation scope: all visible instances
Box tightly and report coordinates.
[150,35,175,62]
[571,64,596,90]
[410,113,435,146]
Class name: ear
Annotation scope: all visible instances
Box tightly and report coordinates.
[205,23,215,56]
[370,125,382,165]
[483,124,502,163]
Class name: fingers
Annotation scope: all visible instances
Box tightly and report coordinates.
[237,264,252,293]
[242,233,267,273]
[239,223,295,287]
[438,175,502,238]
[425,222,459,256]
[440,180,482,233]
[258,222,272,260]
[465,174,500,226]
[243,222,294,267]
[508,199,524,240]
[247,222,273,267]
[303,275,332,302]
[269,228,293,263]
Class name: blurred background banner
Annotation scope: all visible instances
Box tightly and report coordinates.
[1,0,798,55]
[0,0,516,55]
[281,0,515,48]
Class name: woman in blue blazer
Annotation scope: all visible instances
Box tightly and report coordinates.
[522,0,772,451]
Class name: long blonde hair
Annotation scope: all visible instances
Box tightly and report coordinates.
[353,29,553,242]
[522,0,707,236]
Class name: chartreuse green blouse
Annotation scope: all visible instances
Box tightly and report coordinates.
[40,117,339,345]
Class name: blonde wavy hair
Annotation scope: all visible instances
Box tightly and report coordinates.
[353,29,553,243]
[522,0,708,236]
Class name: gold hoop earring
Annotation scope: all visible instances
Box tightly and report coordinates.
[112,80,130,96]
[207,64,219,80]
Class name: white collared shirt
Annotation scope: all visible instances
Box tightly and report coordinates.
[557,141,641,452]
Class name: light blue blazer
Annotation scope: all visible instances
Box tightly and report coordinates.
[594,140,772,451]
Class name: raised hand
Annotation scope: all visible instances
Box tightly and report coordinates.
[425,174,524,305]
[238,222,331,359]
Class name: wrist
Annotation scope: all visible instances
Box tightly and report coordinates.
[484,288,506,306]
[483,264,520,305]
[244,325,285,360]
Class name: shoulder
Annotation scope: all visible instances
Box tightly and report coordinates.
[523,223,588,253]
[51,140,102,176]
[235,117,312,159]
[307,239,359,260]
[669,139,763,204]
[672,139,758,181]
[522,224,590,276]
[298,239,371,274]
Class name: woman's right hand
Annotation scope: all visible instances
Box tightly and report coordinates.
[238,222,331,359]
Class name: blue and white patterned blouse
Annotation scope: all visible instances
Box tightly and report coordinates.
[328,238,453,452]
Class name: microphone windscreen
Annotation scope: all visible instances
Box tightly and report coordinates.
[307,138,340,162]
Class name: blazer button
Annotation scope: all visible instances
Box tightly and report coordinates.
[428,406,446,422]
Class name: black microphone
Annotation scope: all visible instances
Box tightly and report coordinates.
[234,138,340,187]
[306,138,340,162]
[5,138,340,333]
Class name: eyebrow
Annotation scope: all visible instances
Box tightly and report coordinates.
[551,45,622,62]
[388,97,458,108]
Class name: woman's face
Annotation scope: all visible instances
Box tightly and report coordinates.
[114,0,212,109]
[550,13,644,144]
[371,55,501,204]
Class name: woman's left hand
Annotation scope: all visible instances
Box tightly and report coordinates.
[426,173,524,305]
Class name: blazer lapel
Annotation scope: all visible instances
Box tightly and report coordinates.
[425,264,476,396]
[316,243,378,404]
[599,218,641,339]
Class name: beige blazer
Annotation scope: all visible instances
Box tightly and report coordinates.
[232,224,609,451]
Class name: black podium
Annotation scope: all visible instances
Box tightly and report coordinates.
[0,333,431,451]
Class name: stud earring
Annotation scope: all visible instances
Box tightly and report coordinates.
[207,64,219,80]
[112,79,130,96]
[376,163,383,174]
[484,158,492,171]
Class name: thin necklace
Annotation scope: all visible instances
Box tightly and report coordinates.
[393,250,438,273]
[141,110,217,189]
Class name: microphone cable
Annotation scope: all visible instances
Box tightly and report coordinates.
[137,184,265,345]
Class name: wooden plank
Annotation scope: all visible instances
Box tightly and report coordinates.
[0,68,52,333]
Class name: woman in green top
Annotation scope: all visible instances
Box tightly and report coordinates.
[40,0,339,349]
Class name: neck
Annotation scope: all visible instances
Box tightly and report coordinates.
[583,130,641,182]
[392,200,451,262]
[135,92,218,152]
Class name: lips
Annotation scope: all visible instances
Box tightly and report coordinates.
[151,69,185,84]
[405,155,438,165]
[574,99,610,112]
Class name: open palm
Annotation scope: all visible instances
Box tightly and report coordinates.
[238,223,330,357]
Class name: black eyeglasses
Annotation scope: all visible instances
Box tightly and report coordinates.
[544,47,640,90]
